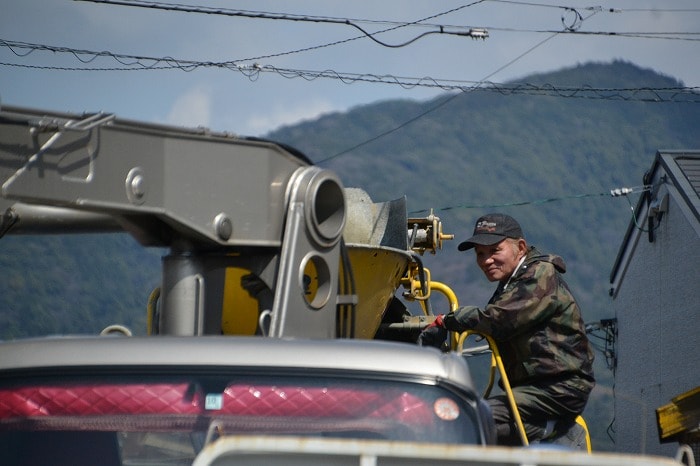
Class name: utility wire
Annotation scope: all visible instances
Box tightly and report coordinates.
[317,29,562,163]
[74,0,700,43]
[314,6,699,160]
[597,7,700,13]
[408,185,651,215]
[320,93,459,163]
[73,1,700,48]
[549,30,700,41]
[75,0,490,48]
[485,0,597,9]
[320,8,596,163]
[479,1,700,40]
[77,0,700,30]
[5,4,698,160]
[69,1,491,65]
[67,1,472,31]
[3,40,697,103]
[485,0,700,14]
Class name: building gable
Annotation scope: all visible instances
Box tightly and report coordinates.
[607,150,700,457]
[609,150,700,297]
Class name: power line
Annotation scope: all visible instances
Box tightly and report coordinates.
[3,39,697,104]
[72,1,700,46]
[609,8,700,13]
[320,7,578,162]
[317,5,693,161]
[77,0,700,33]
[75,0,483,26]
[485,0,700,14]
[79,3,475,31]
[4,57,696,103]
[320,93,460,163]
[484,0,603,10]
[75,0,490,48]
[4,3,698,164]
[466,26,700,41]
[408,185,651,215]
[317,27,565,163]
[478,1,700,40]
[5,3,698,162]
[546,30,700,41]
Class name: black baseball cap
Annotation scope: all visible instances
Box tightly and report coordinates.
[458,213,524,251]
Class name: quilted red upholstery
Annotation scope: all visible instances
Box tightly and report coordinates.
[220,385,432,424]
[0,383,202,417]
[0,382,434,426]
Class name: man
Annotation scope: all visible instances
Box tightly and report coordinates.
[419,213,595,446]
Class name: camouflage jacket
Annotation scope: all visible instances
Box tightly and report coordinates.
[444,247,595,393]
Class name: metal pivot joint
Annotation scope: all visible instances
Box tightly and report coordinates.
[269,166,346,338]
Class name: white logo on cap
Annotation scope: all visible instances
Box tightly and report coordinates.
[475,220,498,233]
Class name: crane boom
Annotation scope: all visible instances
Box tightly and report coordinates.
[0,105,346,338]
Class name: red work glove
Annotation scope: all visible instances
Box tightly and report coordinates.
[417,314,447,349]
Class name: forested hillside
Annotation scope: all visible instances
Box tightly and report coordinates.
[0,234,162,339]
[2,60,699,451]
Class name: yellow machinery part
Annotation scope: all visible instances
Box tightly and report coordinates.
[345,245,412,339]
[146,287,160,335]
[218,246,410,338]
[302,255,320,307]
[221,267,260,335]
[656,386,700,442]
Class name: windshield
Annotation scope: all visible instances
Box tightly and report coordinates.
[0,372,481,465]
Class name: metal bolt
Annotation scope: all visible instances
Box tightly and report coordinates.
[130,174,145,198]
[214,213,232,241]
[125,167,146,205]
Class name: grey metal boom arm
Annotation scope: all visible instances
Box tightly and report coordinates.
[0,105,347,338]
[1,105,311,247]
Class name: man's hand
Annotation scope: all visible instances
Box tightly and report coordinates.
[417,314,448,350]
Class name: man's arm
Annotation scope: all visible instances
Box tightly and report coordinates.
[443,261,560,340]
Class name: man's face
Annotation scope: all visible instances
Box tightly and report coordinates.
[474,239,522,282]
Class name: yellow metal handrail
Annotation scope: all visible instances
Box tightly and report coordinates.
[423,278,591,451]
[576,415,592,453]
[146,287,160,335]
[458,330,529,446]
[427,280,459,313]
[457,330,592,451]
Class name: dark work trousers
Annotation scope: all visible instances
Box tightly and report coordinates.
[488,382,589,446]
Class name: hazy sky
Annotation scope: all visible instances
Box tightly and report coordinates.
[1,0,698,136]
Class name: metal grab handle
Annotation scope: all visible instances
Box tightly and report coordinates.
[4,112,116,190]
[457,330,530,446]
[63,112,115,131]
[30,111,115,133]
